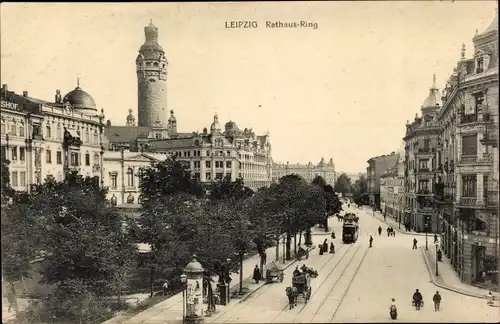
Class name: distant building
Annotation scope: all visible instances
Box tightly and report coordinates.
[366,152,399,210]
[380,143,405,224]
[272,158,336,185]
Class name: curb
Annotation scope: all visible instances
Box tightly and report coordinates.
[419,247,491,300]
[237,258,298,304]
[371,213,427,237]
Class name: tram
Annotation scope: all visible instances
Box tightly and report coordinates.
[342,221,359,243]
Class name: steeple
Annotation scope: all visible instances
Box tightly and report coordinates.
[421,74,440,109]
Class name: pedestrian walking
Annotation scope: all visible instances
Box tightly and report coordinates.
[369,235,373,248]
[378,226,382,236]
[253,265,262,284]
[433,291,441,311]
[387,227,391,237]
[434,234,438,244]
[163,280,169,296]
[392,229,396,237]
[413,238,418,249]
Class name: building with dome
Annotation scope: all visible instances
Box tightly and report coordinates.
[0,81,106,190]
[272,158,336,185]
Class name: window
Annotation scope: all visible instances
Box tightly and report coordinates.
[20,171,26,187]
[46,125,51,139]
[462,134,477,156]
[476,58,484,73]
[93,130,98,144]
[194,161,200,169]
[215,161,223,168]
[225,173,231,179]
[85,153,90,166]
[206,172,211,180]
[205,161,211,168]
[70,152,79,166]
[462,175,477,197]
[57,124,62,140]
[127,168,134,186]
[11,171,18,187]
[418,159,429,170]
[57,151,62,164]
[226,161,232,169]
[94,153,100,166]
[19,147,25,161]
[418,180,429,191]
[194,173,200,180]
[424,139,430,151]
[206,150,211,156]
[1,146,6,159]
[110,174,118,188]
[155,133,161,139]
[11,146,17,160]
[483,175,489,198]
[19,123,25,137]
[46,150,52,163]
[85,129,90,143]
[475,94,484,111]
[216,173,223,180]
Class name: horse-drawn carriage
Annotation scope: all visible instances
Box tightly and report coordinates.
[265,261,284,284]
[285,265,317,309]
[294,245,314,260]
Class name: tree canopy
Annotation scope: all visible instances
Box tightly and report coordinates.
[334,173,352,196]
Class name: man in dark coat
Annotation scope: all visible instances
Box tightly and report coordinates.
[253,265,262,284]
[413,289,423,310]
[378,226,382,236]
[433,291,441,311]
[322,239,328,254]
[369,235,373,247]
[413,238,418,249]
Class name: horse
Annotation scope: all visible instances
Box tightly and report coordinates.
[285,286,298,309]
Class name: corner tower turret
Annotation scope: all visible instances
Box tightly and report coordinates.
[136,20,168,127]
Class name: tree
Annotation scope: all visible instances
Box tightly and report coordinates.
[352,175,369,205]
[312,175,327,188]
[209,176,254,202]
[334,173,352,196]
[138,157,204,297]
[23,173,136,323]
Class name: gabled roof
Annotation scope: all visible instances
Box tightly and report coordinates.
[0,90,44,113]
[149,137,196,150]
[104,126,152,143]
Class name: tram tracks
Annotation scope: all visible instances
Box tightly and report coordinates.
[270,244,357,323]
[215,243,349,324]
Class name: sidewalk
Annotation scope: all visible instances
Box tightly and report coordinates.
[366,207,427,237]
[420,246,499,300]
[103,242,291,324]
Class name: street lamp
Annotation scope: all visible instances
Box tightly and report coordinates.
[180,273,187,324]
[435,242,440,276]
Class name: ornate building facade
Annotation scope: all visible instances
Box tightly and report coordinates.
[1,83,106,190]
[272,158,336,185]
[380,143,406,224]
[402,75,442,232]
[433,13,499,285]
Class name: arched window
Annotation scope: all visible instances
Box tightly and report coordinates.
[93,130,98,145]
[127,168,134,186]
[46,124,52,139]
[85,129,90,144]
[126,194,135,204]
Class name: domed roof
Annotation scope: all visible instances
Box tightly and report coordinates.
[140,20,164,53]
[421,74,441,109]
[184,255,204,273]
[63,82,97,111]
[210,113,221,133]
[318,157,326,167]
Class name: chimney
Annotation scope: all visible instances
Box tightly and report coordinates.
[23,91,28,97]
[55,90,62,103]
[2,84,7,91]
[106,120,111,126]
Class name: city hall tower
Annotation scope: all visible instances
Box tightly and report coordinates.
[136,20,168,127]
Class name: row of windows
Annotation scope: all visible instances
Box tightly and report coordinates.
[109,168,142,188]
[194,172,231,181]
[10,171,26,187]
[1,121,25,137]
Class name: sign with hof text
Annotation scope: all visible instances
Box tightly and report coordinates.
[1,100,20,110]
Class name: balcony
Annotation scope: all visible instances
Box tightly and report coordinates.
[459,197,477,207]
[417,147,435,153]
[417,189,432,196]
[460,114,478,124]
[459,155,477,164]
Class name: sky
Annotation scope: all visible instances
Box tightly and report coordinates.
[1,1,497,174]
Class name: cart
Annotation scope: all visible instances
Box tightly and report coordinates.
[265,261,284,284]
[292,273,311,303]
[295,245,314,260]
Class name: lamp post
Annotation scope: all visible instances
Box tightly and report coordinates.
[426,230,429,250]
[435,242,440,276]
[180,273,187,324]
